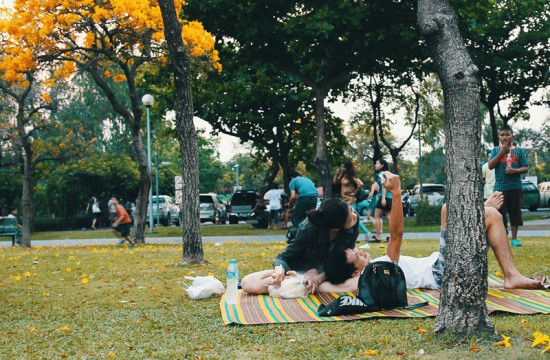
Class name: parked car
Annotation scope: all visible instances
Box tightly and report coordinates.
[356,190,371,216]
[522,180,540,211]
[538,181,550,208]
[228,190,258,224]
[199,193,227,224]
[408,183,446,216]
[148,195,181,226]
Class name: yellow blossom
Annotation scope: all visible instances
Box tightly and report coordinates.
[495,334,511,348]
[362,349,377,356]
[81,278,89,284]
[24,271,31,277]
[495,271,502,277]
[532,331,550,347]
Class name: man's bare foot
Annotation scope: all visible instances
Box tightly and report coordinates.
[485,191,504,210]
[504,274,544,290]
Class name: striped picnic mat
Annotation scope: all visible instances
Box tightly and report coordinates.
[220,275,550,325]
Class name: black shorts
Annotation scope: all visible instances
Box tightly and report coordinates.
[114,222,132,237]
[500,189,523,227]
[376,197,392,211]
[92,212,101,220]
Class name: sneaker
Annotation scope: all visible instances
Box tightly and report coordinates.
[117,240,126,246]
[129,242,137,248]
[511,239,522,247]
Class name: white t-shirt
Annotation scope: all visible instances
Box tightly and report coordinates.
[482,162,495,199]
[264,189,282,210]
[92,199,100,213]
[373,252,440,289]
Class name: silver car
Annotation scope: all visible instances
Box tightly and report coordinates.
[148,195,181,226]
[199,193,227,224]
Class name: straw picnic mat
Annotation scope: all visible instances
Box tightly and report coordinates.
[220,275,550,325]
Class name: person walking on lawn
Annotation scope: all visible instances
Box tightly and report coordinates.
[110,195,137,248]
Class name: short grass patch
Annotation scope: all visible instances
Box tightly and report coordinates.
[1,237,549,359]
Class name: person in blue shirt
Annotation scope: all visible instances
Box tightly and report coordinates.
[488,125,528,247]
[288,171,319,226]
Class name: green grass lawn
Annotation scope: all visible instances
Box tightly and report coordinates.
[32,218,441,241]
[30,212,547,241]
[1,237,549,359]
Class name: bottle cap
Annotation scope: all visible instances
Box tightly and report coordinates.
[230,259,236,264]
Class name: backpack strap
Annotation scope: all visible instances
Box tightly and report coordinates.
[403,302,429,310]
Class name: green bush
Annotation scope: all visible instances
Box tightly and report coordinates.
[34,216,92,231]
[415,201,442,225]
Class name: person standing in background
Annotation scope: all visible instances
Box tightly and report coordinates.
[86,196,102,230]
[332,160,371,240]
[482,151,495,200]
[488,125,528,247]
[264,183,282,229]
[288,171,318,226]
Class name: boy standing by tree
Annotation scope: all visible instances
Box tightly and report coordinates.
[488,125,528,247]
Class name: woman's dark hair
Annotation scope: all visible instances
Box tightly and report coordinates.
[341,160,357,183]
[307,198,349,229]
[324,249,356,284]
[377,159,389,171]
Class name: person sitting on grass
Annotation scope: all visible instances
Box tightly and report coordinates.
[110,195,137,248]
[319,171,548,292]
[241,198,359,295]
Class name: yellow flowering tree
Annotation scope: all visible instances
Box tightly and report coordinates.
[1,0,220,243]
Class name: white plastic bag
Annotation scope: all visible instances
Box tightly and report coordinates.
[184,275,225,300]
[268,271,307,298]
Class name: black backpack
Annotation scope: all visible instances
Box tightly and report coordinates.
[318,261,427,316]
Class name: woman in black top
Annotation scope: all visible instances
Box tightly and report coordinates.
[241,198,359,295]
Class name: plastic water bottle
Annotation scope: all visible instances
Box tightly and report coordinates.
[506,153,513,168]
[225,259,239,304]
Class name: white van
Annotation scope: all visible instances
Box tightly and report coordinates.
[538,182,550,208]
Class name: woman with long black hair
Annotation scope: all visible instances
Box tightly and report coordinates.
[241,198,359,295]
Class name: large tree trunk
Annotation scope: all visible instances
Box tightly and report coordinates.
[20,139,33,247]
[158,0,203,264]
[312,87,333,199]
[130,126,151,244]
[418,0,494,336]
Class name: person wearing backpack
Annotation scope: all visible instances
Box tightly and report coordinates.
[320,171,547,292]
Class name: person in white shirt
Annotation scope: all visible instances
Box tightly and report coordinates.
[3,207,22,228]
[264,183,282,229]
[482,154,495,200]
[319,171,546,292]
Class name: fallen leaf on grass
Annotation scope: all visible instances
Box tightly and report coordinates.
[469,343,482,352]
[395,350,405,356]
[57,326,71,331]
[29,328,37,333]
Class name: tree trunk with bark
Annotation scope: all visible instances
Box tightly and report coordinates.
[418,0,494,337]
[18,107,33,247]
[312,87,333,199]
[158,0,203,264]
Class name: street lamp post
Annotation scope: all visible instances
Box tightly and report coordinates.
[418,114,424,201]
[232,164,239,190]
[155,148,160,226]
[142,94,155,233]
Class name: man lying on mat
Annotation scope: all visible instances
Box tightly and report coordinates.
[319,171,548,292]
[241,197,360,295]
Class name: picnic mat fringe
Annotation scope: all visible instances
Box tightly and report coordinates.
[220,275,550,325]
